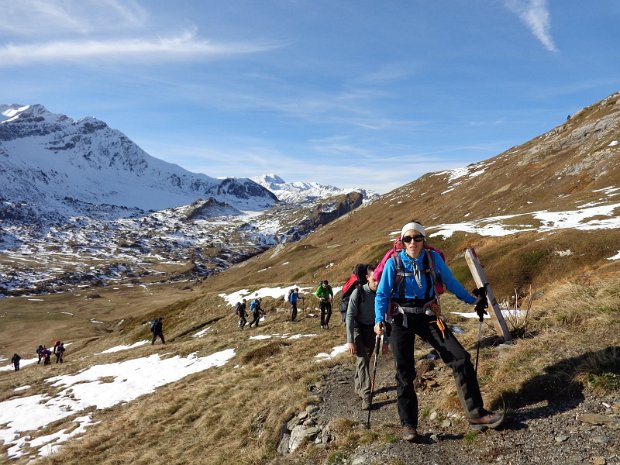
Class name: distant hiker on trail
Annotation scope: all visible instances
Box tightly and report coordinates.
[236,300,247,330]
[11,353,21,371]
[248,298,263,328]
[54,342,65,363]
[289,288,300,321]
[151,317,165,344]
[41,347,52,365]
[374,220,504,442]
[346,265,384,410]
[315,280,334,329]
[36,345,44,364]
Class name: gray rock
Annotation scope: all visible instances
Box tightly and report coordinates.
[306,404,320,414]
[289,425,321,451]
[590,435,609,445]
[277,432,290,455]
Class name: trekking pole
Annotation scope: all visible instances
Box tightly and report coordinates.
[366,334,383,429]
[473,285,488,373]
[475,317,483,373]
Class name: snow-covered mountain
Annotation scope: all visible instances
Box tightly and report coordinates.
[251,173,377,204]
[0,104,277,219]
[0,105,378,295]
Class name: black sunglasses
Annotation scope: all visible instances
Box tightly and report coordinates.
[402,235,424,244]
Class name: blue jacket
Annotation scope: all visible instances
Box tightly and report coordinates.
[375,249,476,324]
[289,291,298,304]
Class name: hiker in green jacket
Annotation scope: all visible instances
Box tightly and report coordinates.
[315,280,334,329]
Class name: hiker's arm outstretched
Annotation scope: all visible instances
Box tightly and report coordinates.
[433,252,476,304]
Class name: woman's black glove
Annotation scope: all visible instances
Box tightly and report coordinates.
[472,286,488,322]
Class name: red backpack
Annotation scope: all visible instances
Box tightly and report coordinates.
[372,238,446,295]
[339,264,369,314]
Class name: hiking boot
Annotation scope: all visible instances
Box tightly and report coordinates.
[468,411,504,430]
[361,397,371,410]
[402,424,418,442]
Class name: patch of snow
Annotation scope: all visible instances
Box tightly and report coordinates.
[219,286,313,306]
[607,251,620,261]
[315,344,349,361]
[0,349,235,458]
[98,340,150,354]
[0,357,39,372]
[192,327,212,338]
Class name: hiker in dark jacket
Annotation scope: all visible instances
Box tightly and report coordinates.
[55,342,65,363]
[374,221,503,442]
[236,300,247,330]
[36,345,44,364]
[151,317,165,344]
[248,299,263,328]
[289,288,300,321]
[11,353,21,371]
[42,347,52,365]
[315,280,334,329]
[346,265,384,410]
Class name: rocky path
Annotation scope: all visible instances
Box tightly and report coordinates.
[279,353,620,465]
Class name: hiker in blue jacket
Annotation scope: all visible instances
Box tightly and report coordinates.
[248,299,263,328]
[289,288,299,321]
[374,220,503,442]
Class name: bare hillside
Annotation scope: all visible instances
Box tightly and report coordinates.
[203,91,620,298]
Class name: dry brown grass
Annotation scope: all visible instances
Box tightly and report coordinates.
[0,286,346,465]
[1,271,618,465]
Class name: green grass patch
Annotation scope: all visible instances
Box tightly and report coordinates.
[463,431,478,444]
[587,372,620,392]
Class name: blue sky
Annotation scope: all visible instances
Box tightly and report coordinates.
[1,0,619,193]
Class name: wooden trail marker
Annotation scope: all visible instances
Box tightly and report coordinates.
[464,248,512,342]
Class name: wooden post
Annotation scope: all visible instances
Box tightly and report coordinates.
[464,248,512,342]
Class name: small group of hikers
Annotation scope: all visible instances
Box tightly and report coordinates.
[234,298,265,330]
[235,283,333,329]
[345,220,504,442]
[37,341,65,365]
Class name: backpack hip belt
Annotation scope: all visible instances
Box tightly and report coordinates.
[390,299,436,328]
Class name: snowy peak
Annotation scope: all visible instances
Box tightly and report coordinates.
[251,173,376,204]
[0,104,277,217]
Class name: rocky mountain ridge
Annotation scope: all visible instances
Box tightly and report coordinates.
[0,104,277,218]
[0,105,375,295]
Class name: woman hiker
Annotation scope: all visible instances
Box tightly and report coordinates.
[374,220,504,442]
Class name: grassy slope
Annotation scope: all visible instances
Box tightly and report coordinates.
[1,274,617,465]
[1,92,619,464]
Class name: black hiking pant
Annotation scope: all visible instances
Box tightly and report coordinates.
[390,313,485,428]
[320,301,332,327]
[239,316,247,329]
[249,313,261,327]
[152,331,165,344]
[290,302,298,321]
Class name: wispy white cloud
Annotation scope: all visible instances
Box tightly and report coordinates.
[0,31,282,67]
[504,0,557,52]
[0,0,148,35]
